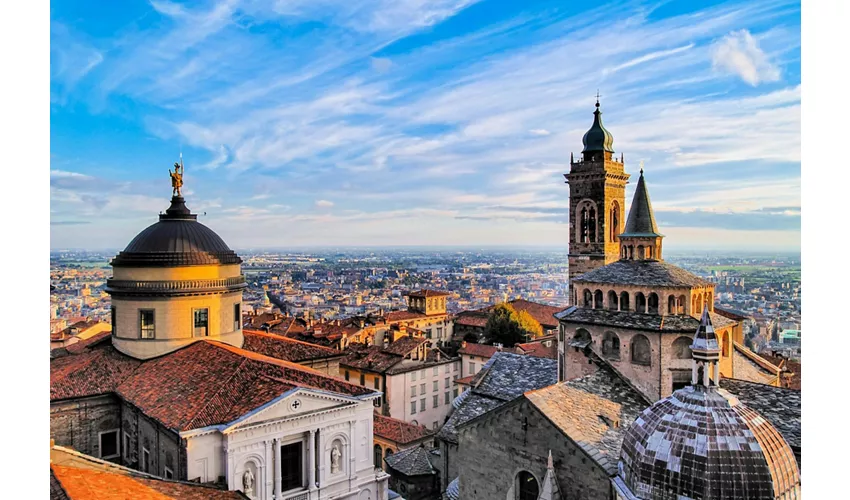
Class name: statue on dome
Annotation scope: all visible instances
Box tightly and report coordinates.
[169,158,184,197]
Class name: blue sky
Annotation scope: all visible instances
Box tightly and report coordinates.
[50,0,801,251]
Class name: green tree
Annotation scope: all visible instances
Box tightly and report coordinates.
[484,303,542,347]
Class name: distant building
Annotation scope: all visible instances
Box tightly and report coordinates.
[372,413,434,471]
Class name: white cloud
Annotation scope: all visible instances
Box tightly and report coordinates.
[315,199,334,208]
[711,29,780,85]
[529,129,551,136]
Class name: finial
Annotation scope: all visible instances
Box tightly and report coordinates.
[547,450,554,469]
[595,89,601,107]
[639,160,644,174]
[570,152,574,163]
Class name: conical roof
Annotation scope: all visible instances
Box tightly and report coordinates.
[691,307,720,353]
[620,169,662,237]
[582,100,614,153]
[539,450,562,500]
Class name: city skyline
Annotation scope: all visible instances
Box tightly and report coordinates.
[51,0,801,251]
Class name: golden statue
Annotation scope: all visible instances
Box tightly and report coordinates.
[169,157,184,197]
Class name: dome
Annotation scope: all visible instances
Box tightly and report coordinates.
[582,100,614,154]
[111,196,241,267]
[618,385,801,500]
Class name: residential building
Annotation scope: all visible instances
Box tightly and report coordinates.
[372,413,434,472]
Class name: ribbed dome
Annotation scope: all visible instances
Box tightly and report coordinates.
[582,100,615,154]
[112,196,241,267]
[618,386,800,500]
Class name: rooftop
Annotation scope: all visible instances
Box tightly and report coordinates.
[407,289,451,298]
[555,307,737,333]
[383,445,437,477]
[718,378,800,458]
[242,329,343,363]
[373,413,434,446]
[571,260,712,288]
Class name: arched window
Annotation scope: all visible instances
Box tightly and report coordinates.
[648,293,659,314]
[637,245,644,260]
[610,202,620,242]
[668,295,676,315]
[672,336,692,359]
[580,207,589,243]
[678,294,686,315]
[602,332,620,359]
[583,289,593,308]
[706,292,713,311]
[722,332,729,357]
[517,471,539,500]
[648,246,654,259]
[635,292,646,313]
[620,292,630,312]
[697,294,704,314]
[607,291,619,311]
[628,245,635,260]
[588,208,597,243]
[385,448,393,460]
[594,290,603,310]
[573,328,591,346]
[374,445,383,470]
[631,334,651,366]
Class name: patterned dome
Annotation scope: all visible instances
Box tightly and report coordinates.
[618,385,800,500]
[111,196,241,267]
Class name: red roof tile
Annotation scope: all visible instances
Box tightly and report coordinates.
[50,464,245,499]
[50,344,142,401]
[453,312,489,328]
[455,375,476,386]
[506,299,561,328]
[384,311,428,322]
[458,343,516,358]
[373,413,434,445]
[515,340,557,359]
[242,329,342,363]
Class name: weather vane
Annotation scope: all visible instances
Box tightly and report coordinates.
[169,153,184,197]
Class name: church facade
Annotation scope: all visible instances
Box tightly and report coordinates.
[50,176,390,500]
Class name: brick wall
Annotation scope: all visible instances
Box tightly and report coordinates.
[50,395,122,461]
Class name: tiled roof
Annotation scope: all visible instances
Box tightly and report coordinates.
[556,307,737,333]
[733,342,781,377]
[446,477,460,500]
[571,260,712,287]
[384,336,429,356]
[758,353,801,391]
[619,170,662,238]
[242,329,343,363]
[526,363,649,475]
[50,344,142,401]
[340,347,402,374]
[515,340,557,359]
[438,352,557,444]
[50,463,245,499]
[51,320,104,341]
[454,375,476,386]
[374,413,434,445]
[116,341,375,431]
[507,299,562,328]
[384,445,436,477]
[51,331,112,359]
[384,310,429,322]
[50,469,71,500]
[453,311,489,328]
[458,343,516,358]
[407,290,451,298]
[719,378,801,455]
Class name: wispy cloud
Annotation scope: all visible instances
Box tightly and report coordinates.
[711,29,781,85]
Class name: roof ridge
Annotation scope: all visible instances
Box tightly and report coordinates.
[182,354,250,430]
[732,342,781,374]
[244,328,340,353]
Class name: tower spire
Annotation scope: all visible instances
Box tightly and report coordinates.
[690,306,720,389]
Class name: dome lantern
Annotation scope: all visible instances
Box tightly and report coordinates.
[581,95,615,160]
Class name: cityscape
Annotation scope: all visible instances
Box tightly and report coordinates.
[48,1,803,499]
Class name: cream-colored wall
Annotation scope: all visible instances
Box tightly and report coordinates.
[112,291,242,359]
[113,264,242,281]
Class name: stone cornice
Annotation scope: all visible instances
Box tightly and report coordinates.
[105,276,247,296]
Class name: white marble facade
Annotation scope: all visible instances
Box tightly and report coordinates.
[182,388,389,500]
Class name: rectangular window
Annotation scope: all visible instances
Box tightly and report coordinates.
[454,363,458,372]
[345,370,350,381]
[445,364,450,374]
[420,398,425,412]
[445,391,450,404]
[111,307,116,336]
[123,433,131,460]
[453,374,458,380]
[411,401,417,414]
[164,467,174,479]
[374,377,380,390]
[420,383,426,394]
[420,369,426,379]
[411,371,417,382]
[445,378,450,388]
[234,302,241,331]
[193,308,209,337]
[99,430,119,459]
[433,381,438,392]
[433,366,439,376]
[142,447,150,473]
[360,373,366,386]
[453,388,458,398]
[437,327,443,338]
[280,442,303,491]
[411,386,417,397]
[433,395,438,408]
[469,362,476,374]
[139,310,155,339]
[433,421,439,430]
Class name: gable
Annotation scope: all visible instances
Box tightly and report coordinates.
[224,389,358,432]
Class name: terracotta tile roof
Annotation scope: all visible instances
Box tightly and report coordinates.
[454,375,476,386]
[515,340,557,359]
[373,413,434,445]
[384,336,428,356]
[268,317,307,335]
[51,331,113,359]
[407,289,451,298]
[50,344,142,401]
[51,320,103,341]
[453,312,489,328]
[571,260,713,288]
[384,310,428,322]
[242,329,342,363]
[116,341,375,431]
[555,306,737,333]
[341,347,404,374]
[506,299,562,328]
[50,463,245,499]
[458,343,516,358]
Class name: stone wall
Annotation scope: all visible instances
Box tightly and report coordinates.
[121,402,184,479]
[50,395,122,462]
[457,398,612,500]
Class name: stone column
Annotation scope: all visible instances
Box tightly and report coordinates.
[264,440,272,498]
[691,360,698,385]
[274,438,282,500]
[308,430,316,490]
[348,420,357,479]
[702,362,710,387]
[714,362,720,386]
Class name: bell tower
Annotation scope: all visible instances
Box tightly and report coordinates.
[565,97,629,301]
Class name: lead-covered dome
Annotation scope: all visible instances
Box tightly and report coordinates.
[582,100,614,154]
[111,196,241,267]
[618,385,801,500]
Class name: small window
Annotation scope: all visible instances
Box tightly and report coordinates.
[233,303,241,331]
[420,383,425,394]
[433,381,438,392]
[164,467,174,479]
[411,401,417,414]
[411,386,417,397]
[433,395,439,408]
[420,398,425,411]
[411,371,417,382]
[139,310,155,339]
[445,378,450,388]
[123,433,131,460]
[344,371,350,381]
[111,307,117,336]
[360,373,366,386]
[469,362,476,374]
[165,452,174,479]
[374,377,380,390]
[433,421,439,430]
[142,447,150,473]
[420,369,426,379]
[193,308,209,337]
[445,391,450,404]
[433,366,439,376]
[445,364,450,373]
[99,430,119,459]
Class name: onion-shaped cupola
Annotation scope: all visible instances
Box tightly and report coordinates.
[105,157,247,360]
[615,308,801,500]
[581,97,615,159]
